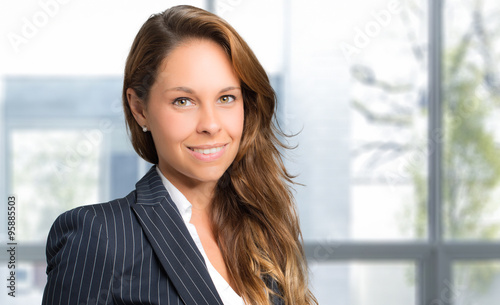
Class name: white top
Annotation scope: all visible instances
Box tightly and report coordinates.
[156,167,245,305]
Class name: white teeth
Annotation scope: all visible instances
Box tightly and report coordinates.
[192,146,224,155]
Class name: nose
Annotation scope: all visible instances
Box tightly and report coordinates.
[196,103,221,135]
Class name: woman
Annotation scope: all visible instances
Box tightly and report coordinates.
[42,5,317,305]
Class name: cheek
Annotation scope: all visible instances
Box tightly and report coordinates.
[152,112,193,146]
[226,106,245,141]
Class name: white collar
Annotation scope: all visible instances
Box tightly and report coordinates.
[155,167,192,223]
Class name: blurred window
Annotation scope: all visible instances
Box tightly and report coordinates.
[1,0,499,303]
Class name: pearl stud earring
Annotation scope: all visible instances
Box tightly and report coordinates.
[142,126,148,132]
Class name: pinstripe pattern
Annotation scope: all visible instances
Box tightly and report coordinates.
[42,166,284,304]
[42,166,221,305]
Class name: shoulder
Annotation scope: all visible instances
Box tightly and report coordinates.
[45,191,137,260]
[49,191,136,234]
[42,192,138,305]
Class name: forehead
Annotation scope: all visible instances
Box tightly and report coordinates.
[155,39,239,90]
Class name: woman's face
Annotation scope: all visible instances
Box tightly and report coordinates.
[130,39,244,189]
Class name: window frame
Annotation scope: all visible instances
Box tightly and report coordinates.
[303,0,500,304]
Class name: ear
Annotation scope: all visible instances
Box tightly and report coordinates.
[126,88,148,128]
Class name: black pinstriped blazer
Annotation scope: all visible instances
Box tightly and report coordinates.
[42,166,283,305]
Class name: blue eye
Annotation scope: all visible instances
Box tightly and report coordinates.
[218,95,235,104]
[173,98,193,106]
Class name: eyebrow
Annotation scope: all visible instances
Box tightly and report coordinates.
[165,86,241,95]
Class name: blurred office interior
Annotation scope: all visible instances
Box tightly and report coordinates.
[1,0,500,304]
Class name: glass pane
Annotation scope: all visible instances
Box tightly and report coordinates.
[348,0,429,240]
[1,0,206,75]
[10,129,100,241]
[309,261,416,305]
[454,261,500,305]
[279,0,428,240]
[443,0,500,240]
[214,0,285,76]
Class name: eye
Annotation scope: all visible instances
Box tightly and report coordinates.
[173,98,194,107]
[218,95,235,104]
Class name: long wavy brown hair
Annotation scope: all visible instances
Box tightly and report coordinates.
[122,5,317,305]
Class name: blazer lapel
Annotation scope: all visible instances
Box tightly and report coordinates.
[131,166,223,305]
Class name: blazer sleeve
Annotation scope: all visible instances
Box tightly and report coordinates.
[42,206,115,305]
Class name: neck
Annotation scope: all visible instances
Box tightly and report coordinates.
[179,182,215,213]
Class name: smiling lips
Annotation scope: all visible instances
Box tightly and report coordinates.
[191,146,225,155]
[188,144,228,161]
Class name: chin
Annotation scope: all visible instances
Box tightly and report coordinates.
[197,173,225,184]
[194,168,228,183]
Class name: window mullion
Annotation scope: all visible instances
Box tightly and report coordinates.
[428,0,443,249]
[206,0,215,13]
[426,0,447,304]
